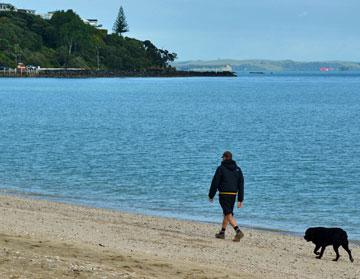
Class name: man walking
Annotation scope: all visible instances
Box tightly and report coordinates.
[209,151,244,242]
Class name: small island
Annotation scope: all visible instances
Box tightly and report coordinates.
[0,5,235,78]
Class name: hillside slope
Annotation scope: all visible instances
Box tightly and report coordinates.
[0,10,176,70]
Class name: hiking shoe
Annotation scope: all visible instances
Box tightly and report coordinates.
[233,230,244,242]
[215,232,225,239]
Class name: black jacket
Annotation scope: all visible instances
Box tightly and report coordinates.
[208,160,244,202]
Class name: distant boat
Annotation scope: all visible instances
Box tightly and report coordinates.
[320,67,335,72]
[249,71,265,74]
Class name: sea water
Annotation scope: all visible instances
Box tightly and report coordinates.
[0,75,359,238]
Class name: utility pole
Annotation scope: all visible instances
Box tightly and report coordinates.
[15,53,20,66]
[14,44,22,75]
[96,47,100,71]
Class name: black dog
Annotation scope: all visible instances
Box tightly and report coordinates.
[304,227,354,262]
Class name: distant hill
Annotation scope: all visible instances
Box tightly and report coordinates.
[173,59,360,72]
[0,10,176,70]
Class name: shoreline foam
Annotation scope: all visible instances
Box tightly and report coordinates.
[0,189,309,239]
[2,189,359,245]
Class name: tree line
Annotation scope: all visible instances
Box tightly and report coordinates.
[0,7,177,70]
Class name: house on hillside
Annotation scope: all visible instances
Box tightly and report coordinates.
[0,3,35,14]
[18,8,36,14]
[0,3,16,11]
[83,18,107,33]
[83,18,100,27]
[42,13,104,30]
[40,11,108,33]
[83,18,107,31]
[41,11,56,20]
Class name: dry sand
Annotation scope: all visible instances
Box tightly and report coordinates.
[0,195,358,279]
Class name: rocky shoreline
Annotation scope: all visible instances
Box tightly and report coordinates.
[0,69,236,78]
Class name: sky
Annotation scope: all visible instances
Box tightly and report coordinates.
[8,0,360,61]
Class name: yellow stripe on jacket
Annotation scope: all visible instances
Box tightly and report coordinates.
[219,192,238,195]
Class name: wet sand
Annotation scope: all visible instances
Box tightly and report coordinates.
[0,195,358,278]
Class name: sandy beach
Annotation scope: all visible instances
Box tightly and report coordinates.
[0,195,358,279]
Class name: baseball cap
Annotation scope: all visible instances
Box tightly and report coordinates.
[221,151,233,159]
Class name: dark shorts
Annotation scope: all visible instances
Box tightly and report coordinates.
[219,194,236,216]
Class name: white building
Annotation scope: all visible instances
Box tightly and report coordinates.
[41,11,56,20]
[0,3,16,11]
[83,18,103,28]
[0,3,35,14]
[41,13,103,30]
[1,4,106,32]
[18,8,36,14]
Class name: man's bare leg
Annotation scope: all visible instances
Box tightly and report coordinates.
[222,215,229,229]
[215,216,229,239]
[226,214,244,242]
[226,214,238,228]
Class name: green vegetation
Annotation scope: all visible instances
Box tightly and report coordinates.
[0,10,177,70]
[113,6,129,36]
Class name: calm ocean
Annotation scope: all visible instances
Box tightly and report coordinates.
[0,75,359,239]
